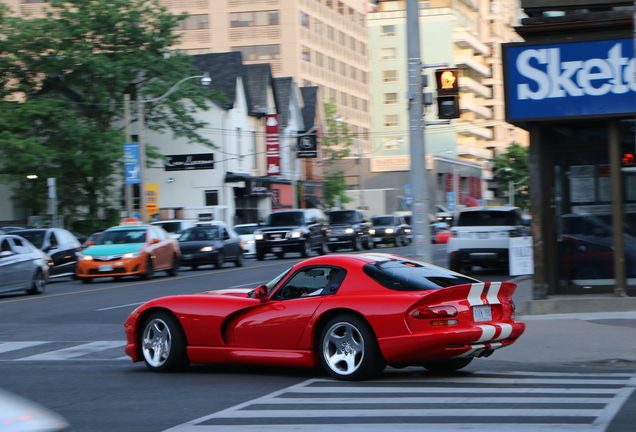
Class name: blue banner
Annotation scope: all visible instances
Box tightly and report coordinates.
[504,38,636,121]
[124,143,140,185]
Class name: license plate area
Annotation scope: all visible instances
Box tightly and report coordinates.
[99,264,113,272]
[472,305,492,322]
[477,232,489,239]
[272,247,283,252]
[329,237,339,242]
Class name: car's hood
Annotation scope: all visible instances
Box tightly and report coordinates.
[83,244,142,255]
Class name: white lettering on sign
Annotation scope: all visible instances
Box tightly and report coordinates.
[516,43,636,100]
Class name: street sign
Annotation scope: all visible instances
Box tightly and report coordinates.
[124,143,140,185]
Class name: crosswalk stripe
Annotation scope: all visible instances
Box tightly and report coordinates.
[16,341,126,360]
[0,341,49,353]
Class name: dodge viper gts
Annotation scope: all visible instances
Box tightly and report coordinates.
[124,253,525,380]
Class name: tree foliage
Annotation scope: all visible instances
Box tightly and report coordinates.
[493,142,530,209]
[321,101,353,208]
[0,0,222,230]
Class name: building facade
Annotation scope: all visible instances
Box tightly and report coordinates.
[504,0,636,297]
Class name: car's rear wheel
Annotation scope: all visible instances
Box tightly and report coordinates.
[215,251,225,269]
[422,357,473,373]
[275,251,285,259]
[80,277,93,284]
[235,251,244,267]
[190,265,198,271]
[319,314,385,381]
[256,249,266,261]
[167,254,179,276]
[141,311,189,372]
[140,257,154,280]
[27,269,46,295]
[318,237,328,255]
[363,236,373,250]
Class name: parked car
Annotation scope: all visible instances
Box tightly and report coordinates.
[150,219,198,239]
[233,223,258,256]
[325,209,374,251]
[0,234,50,295]
[123,253,526,380]
[75,223,180,283]
[11,228,81,280]
[370,215,410,247]
[254,209,328,260]
[179,223,243,269]
[447,206,530,273]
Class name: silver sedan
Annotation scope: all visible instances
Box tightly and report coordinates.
[0,234,50,295]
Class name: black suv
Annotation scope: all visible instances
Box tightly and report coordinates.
[325,210,374,251]
[255,209,328,260]
[370,215,411,247]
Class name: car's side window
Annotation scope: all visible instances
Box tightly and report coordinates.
[275,266,343,300]
[0,239,12,253]
[12,237,27,254]
[49,232,59,247]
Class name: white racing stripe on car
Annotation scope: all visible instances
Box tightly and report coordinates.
[475,325,497,342]
[467,283,486,306]
[486,282,502,304]
[497,323,513,339]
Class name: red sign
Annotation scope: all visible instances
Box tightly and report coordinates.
[265,115,280,175]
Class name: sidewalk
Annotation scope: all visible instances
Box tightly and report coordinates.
[492,276,636,366]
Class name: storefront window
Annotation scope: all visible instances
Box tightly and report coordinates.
[619,120,636,286]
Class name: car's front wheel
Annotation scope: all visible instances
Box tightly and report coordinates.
[300,240,311,258]
[27,269,46,295]
[140,257,154,280]
[318,314,385,381]
[422,357,473,373]
[352,235,362,251]
[235,251,244,267]
[141,311,189,372]
[215,251,225,269]
[166,254,180,276]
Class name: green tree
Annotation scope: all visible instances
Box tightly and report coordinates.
[321,101,354,208]
[493,142,530,209]
[0,0,222,230]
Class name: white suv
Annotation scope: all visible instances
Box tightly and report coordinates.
[447,206,530,273]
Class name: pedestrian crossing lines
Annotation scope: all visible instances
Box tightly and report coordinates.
[0,341,127,361]
[164,370,636,432]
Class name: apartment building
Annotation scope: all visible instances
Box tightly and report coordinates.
[357,0,528,211]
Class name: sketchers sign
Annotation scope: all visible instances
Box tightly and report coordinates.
[504,39,636,121]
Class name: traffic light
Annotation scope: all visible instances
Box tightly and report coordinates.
[435,68,460,119]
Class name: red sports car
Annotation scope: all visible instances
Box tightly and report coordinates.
[124,253,525,381]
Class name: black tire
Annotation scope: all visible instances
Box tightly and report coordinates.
[27,269,46,295]
[80,277,93,284]
[235,251,244,267]
[140,311,189,372]
[318,314,386,381]
[140,257,154,280]
[114,276,123,281]
[215,251,225,269]
[256,249,266,261]
[422,357,473,373]
[328,245,338,253]
[190,265,198,271]
[275,251,285,259]
[449,256,460,273]
[352,235,362,251]
[167,254,180,276]
[363,236,373,250]
[317,237,328,255]
[300,240,311,258]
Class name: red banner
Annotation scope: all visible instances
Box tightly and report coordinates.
[265,115,280,175]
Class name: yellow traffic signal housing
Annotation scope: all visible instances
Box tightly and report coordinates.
[435,69,459,95]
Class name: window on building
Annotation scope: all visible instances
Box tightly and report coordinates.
[301,46,311,62]
[233,45,280,60]
[381,25,395,37]
[314,19,323,35]
[230,11,279,27]
[340,92,348,106]
[338,31,345,45]
[361,99,368,112]
[383,70,397,82]
[349,36,356,51]
[176,14,210,30]
[339,61,347,75]
[383,115,398,127]
[315,51,324,67]
[360,71,368,83]
[338,1,344,14]
[350,66,357,80]
[351,95,358,109]
[384,92,398,104]
[300,11,310,28]
[419,1,431,9]
[349,7,355,20]
[381,47,397,60]
[326,0,333,8]
[329,88,336,101]
[205,190,219,206]
[359,42,367,55]
[327,25,335,40]
[327,56,335,71]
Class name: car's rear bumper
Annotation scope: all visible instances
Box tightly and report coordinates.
[451,248,510,265]
[378,321,526,364]
[256,240,306,253]
[75,256,147,278]
[180,250,219,265]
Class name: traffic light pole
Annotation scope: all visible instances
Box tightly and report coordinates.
[406,0,432,263]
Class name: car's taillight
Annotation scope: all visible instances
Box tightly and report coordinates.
[412,305,458,319]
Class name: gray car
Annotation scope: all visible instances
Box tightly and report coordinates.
[0,234,50,295]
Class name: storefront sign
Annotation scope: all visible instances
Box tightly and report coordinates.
[164,154,214,171]
[504,38,636,121]
[265,115,280,175]
[144,183,159,216]
[297,134,317,158]
[370,156,410,172]
[509,236,534,276]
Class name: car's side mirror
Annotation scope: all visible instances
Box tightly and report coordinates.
[254,284,268,302]
[0,250,13,258]
[84,241,94,247]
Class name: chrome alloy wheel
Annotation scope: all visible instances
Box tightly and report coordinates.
[322,321,365,376]
[142,317,173,368]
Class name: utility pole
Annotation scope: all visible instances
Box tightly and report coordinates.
[124,94,133,217]
[406,0,432,262]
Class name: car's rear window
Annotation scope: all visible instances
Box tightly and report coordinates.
[363,260,480,291]
[456,211,519,227]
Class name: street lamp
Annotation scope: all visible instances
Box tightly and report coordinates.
[135,73,211,222]
[509,176,529,207]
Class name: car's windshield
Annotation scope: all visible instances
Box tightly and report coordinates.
[13,231,45,248]
[264,212,304,227]
[180,227,220,241]
[363,259,480,291]
[371,216,394,226]
[329,211,356,224]
[234,225,258,235]
[94,229,146,245]
[266,268,292,291]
